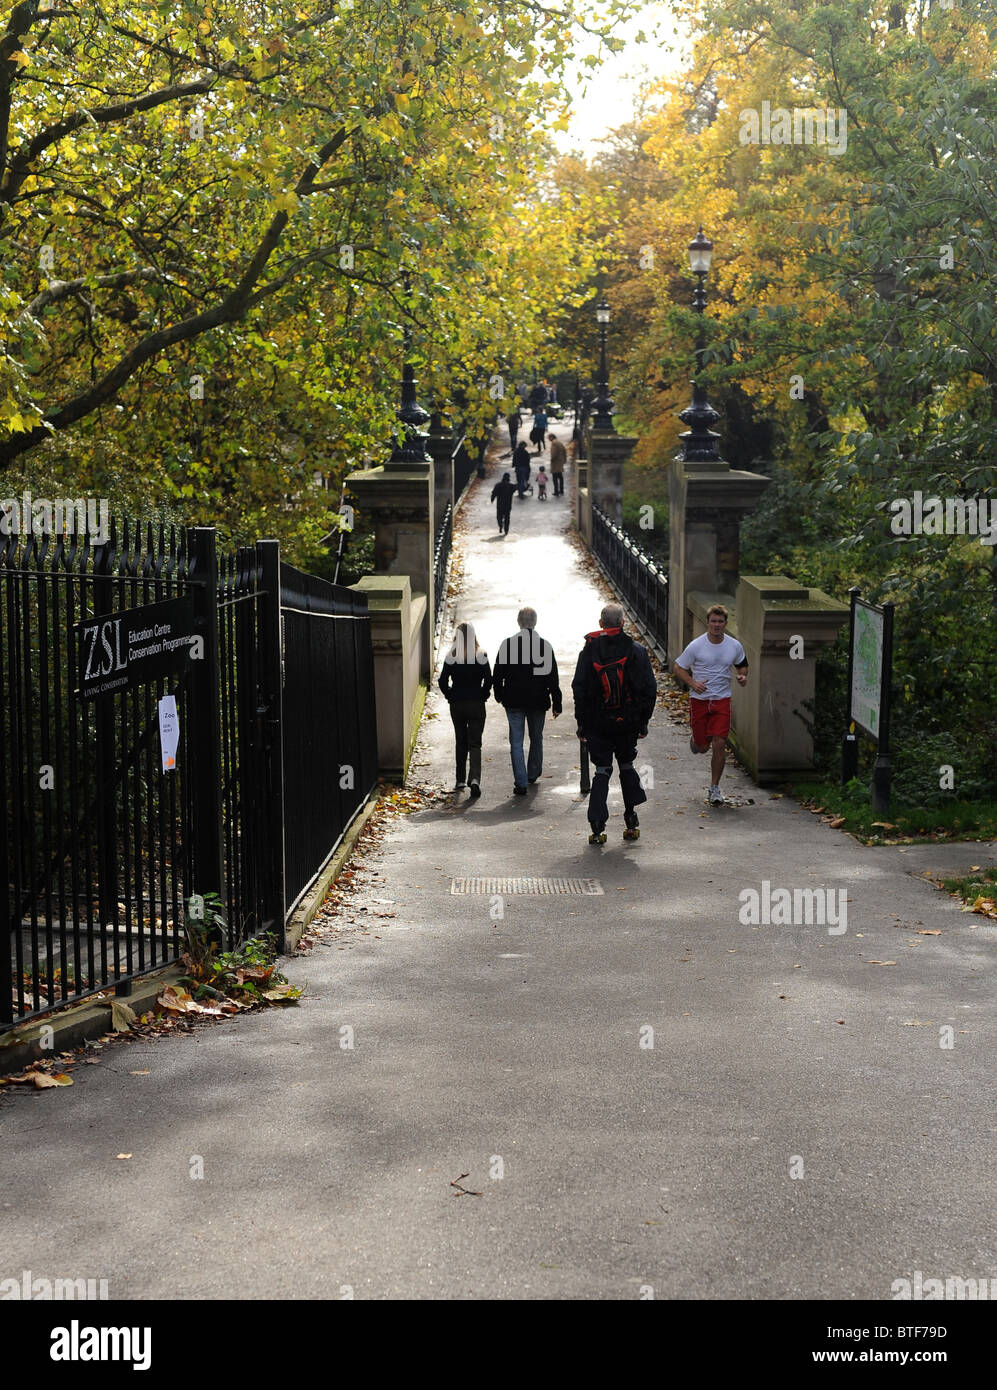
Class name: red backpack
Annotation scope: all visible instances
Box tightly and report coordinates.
[588,631,640,732]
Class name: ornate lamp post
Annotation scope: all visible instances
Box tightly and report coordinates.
[592,296,615,431]
[678,228,721,464]
[389,354,431,465]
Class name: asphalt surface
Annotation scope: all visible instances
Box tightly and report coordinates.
[1,421,994,1302]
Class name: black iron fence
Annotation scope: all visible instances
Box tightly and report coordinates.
[590,505,669,656]
[279,563,377,915]
[3,522,376,1028]
[453,438,476,501]
[433,501,453,634]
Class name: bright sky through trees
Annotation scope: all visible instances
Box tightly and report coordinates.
[557,2,688,155]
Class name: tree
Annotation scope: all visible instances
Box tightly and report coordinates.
[578,0,997,787]
[1,0,634,558]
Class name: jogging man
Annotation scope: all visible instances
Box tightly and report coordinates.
[572,602,657,843]
[673,604,748,805]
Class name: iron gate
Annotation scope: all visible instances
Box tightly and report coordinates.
[2,523,357,1028]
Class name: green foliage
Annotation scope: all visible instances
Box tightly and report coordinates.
[790,778,997,844]
[575,0,997,803]
[621,471,669,563]
[181,893,302,1005]
[0,0,629,569]
[941,865,997,910]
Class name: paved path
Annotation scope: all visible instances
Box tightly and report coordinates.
[1,421,994,1302]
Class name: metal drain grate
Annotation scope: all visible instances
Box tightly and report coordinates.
[450,877,604,896]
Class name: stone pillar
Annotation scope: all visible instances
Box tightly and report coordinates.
[667,455,770,664]
[347,455,435,677]
[588,428,637,526]
[348,359,436,673]
[349,576,426,779]
[693,576,848,783]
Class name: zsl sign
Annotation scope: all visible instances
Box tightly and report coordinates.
[77,594,198,699]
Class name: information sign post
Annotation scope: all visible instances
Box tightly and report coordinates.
[842,587,895,813]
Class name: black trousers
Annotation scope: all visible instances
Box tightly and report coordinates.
[496,505,511,533]
[585,731,647,825]
[450,699,486,783]
[551,471,564,496]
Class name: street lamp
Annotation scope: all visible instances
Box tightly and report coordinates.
[678,227,721,463]
[688,227,713,275]
[592,295,615,432]
[388,270,430,465]
[390,360,431,463]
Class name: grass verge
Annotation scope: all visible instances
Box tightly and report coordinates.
[789,779,997,845]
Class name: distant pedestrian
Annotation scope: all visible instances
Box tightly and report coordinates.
[439,622,491,797]
[513,441,532,497]
[673,604,748,806]
[529,382,548,412]
[536,467,548,500]
[507,409,522,451]
[491,472,515,534]
[530,409,548,452]
[493,607,561,795]
[548,435,566,496]
[572,602,657,843]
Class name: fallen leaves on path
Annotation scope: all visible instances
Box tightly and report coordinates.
[110,999,137,1032]
[3,1069,73,1088]
[964,895,997,919]
[157,984,227,1016]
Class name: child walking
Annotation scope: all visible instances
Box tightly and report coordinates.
[536,467,548,500]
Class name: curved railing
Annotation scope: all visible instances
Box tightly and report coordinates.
[590,504,668,654]
[433,500,453,631]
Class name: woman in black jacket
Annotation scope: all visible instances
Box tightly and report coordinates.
[439,622,492,796]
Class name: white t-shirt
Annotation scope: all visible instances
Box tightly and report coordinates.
[675,633,747,700]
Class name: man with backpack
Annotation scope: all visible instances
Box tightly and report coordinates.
[572,602,657,843]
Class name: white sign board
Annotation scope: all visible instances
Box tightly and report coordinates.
[851,603,884,739]
[158,695,179,772]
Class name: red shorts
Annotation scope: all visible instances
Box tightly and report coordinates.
[690,696,731,745]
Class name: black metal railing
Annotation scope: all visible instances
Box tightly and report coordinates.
[591,505,669,655]
[453,439,476,500]
[433,501,453,633]
[2,521,197,1026]
[3,520,378,1027]
[279,563,377,915]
